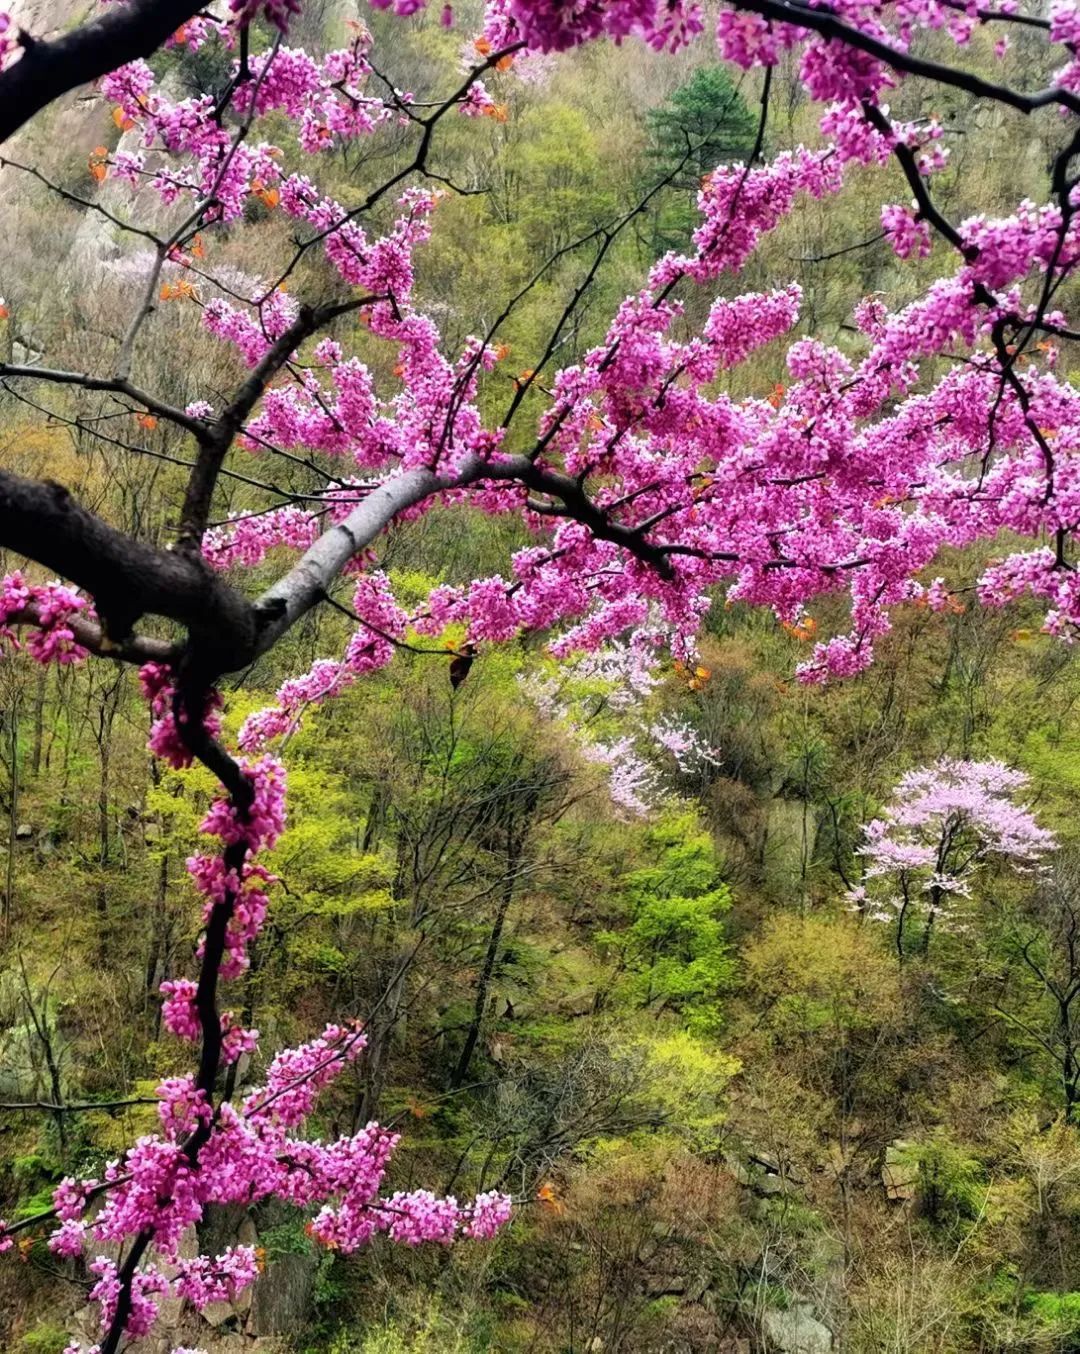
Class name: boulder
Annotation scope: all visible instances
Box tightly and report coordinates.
[247,1249,319,1336]
[882,1141,919,1202]
[762,1304,833,1354]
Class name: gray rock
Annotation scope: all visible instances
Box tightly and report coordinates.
[883,1141,919,1202]
[762,1304,833,1354]
[248,1250,319,1336]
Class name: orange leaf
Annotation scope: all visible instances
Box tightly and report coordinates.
[495,53,514,70]
[259,187,280,209]
[136,413,158,430]
[0,304,8,320]
[190,233,206,259]
[493,341,511,361]
[89,161,107,182]
[782,616,817,642]
[767,383,785,409]
[474,36,492,54]
[112,106,135,131]
[537,1182,564,1214]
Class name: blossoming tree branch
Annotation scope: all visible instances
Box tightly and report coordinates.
[0,0,1077,1347]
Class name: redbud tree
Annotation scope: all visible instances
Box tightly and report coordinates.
[0,0,1079,1347]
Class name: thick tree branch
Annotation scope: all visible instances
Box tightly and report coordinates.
[0,0,207,145]
[0,467,255,665]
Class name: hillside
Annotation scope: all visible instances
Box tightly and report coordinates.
[1,1,1080,1351]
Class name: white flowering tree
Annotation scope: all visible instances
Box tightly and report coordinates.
[850,759,1056,959]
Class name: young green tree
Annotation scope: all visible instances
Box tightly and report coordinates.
[644,65,757,251]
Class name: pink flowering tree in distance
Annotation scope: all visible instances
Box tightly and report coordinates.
[0,0,1079,1345]
[849,759,1057,958]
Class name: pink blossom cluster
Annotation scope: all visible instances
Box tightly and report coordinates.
[467,0,1041,66]
[89,1259,169,1338]
[203,506,320,570]
[476,0,703,52]
[160,978,201,1040]
[0,572,89,663]
[174,1245,260,1308]
[94,18,1080,680]
[0,12,16,73]
[177,754,287,981]
[238,574,406,749]
[139,663,223,769]
[881,202,932,260]
[61,1019,507,1280]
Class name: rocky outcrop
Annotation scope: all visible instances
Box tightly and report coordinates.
[761,1304,834,1354]
[882,1140,919,1202]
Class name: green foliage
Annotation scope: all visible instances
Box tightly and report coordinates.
[598,811,733,1030]
[262,1216,312,1259]
[19,1325,70,1354]
[634,1029,740,1143]
[646,64,758,183]
[912,1135,989,1231]
[1025,1290,1080,1338]
[644,65,757,252]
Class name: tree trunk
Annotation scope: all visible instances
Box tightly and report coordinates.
[452,858,516,1090]
[30,667,45,776]
[357,831,413,1123]
[5,701,17,936]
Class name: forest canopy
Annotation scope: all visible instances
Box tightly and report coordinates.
[0,0,1080,1350]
